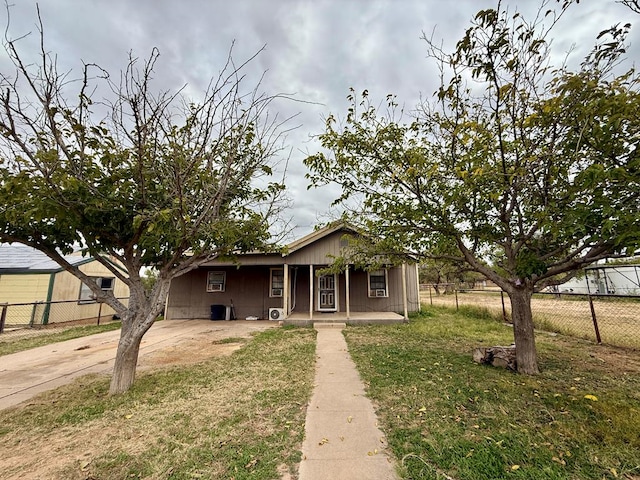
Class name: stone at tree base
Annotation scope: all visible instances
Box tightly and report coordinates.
[473,345,517,371]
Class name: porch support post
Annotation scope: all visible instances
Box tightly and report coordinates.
[402,263,409,320]
[283,263,289,315]
[345,265,351,320]
[309,265,314,320]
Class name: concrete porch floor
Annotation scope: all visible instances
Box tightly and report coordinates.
[283,311,407,327]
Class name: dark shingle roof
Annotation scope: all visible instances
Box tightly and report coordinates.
[0,244,92,273]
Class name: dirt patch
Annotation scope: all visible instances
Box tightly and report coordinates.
[142,337,244,367]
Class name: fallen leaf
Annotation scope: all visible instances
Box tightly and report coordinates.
[584,394,598,402]
[347,416,353,423]
[511,465,520,471]
[318,438,329,446]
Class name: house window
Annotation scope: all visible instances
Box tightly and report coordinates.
[270,268,284,297]
[368,269,388,297]
[78,276,115,304]
[206,271,226,292]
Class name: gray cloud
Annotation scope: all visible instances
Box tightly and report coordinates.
[2,0,637,240]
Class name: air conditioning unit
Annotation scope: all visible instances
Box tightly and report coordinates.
[375,289,387,297]
[269,308,286,321]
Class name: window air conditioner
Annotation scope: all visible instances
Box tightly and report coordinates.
[375,289,387,297]
[269,308,286,321]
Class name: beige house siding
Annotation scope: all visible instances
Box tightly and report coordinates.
[0,273,51,303]
[50,261,129,301]
[45,260,129,324]
[0,255,130,326]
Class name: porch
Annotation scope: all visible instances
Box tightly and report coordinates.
[283,310,407,327]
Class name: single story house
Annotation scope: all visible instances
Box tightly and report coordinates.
[165,224,420,325]
[0,244,129,326]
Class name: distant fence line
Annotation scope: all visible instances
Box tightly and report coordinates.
[420,285,639,349]
[0,297,129,336]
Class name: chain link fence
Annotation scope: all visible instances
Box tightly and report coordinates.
[0,298,129,339]
[421,285,640,349]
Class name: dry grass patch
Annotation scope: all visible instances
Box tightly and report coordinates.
[423,291,640,348]
[0,326,316,480]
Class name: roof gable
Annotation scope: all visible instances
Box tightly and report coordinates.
[285,223,359,254]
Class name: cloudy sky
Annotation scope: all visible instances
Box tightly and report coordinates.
[2,0,637,240]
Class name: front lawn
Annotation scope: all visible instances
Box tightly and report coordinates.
[345,306,640,480]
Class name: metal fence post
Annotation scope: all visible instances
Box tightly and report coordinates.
[588,294,602,344]
[0,304,7,334]
[29,302,39,327]
[429,285,433,305]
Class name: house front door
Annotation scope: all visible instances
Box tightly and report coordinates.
[318,274,337,311]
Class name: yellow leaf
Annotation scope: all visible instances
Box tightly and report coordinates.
[610,467,618,477]
[347,416,353,423]
[418,406,427,412]
[318,438,329,446]
[584,394,598,402]
[511,465,520,471]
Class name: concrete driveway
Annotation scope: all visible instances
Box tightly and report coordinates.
[0,319,275,411]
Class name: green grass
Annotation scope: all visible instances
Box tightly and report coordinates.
[0,321,123,356]
[0,327,316,480]
[345,305,640,480]
[2,308,638,479]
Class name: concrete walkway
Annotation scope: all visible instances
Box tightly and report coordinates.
[298,323,399,480]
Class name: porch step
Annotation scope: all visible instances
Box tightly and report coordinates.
[313,322,346,330]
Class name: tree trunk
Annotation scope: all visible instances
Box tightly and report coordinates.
[508,286,540,375]
[108,278,171,395]
[109,325,144,395]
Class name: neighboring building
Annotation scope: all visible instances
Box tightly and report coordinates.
[0,244,129,325]
[166,224,420,324]
[556,263,640,296]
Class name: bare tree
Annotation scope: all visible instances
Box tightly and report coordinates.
[0,9,290,394]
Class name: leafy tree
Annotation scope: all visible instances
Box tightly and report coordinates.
[141,268,158,293]
[305,3,640,374]
[0,14,288,393]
